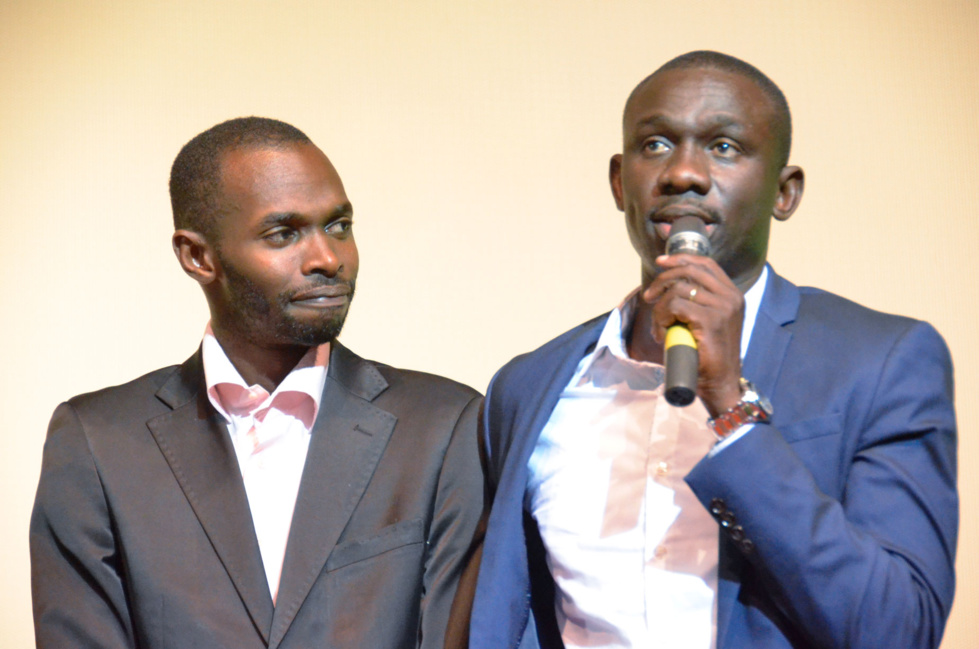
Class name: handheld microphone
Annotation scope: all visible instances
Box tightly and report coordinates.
[664,216,711,407]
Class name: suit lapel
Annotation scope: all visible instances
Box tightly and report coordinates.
[268,342,396,649]
[474,316,606,647]
[716,267,799,646]
[742,267,799,403]
[147,352,275,643]
[496,316,605,491]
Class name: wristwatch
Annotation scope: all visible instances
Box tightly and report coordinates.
[707,378,773,441]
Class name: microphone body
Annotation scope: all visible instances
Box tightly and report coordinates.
[664,216,711,406]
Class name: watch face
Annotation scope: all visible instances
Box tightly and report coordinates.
[741,379,773,418]
[758,392,773,415]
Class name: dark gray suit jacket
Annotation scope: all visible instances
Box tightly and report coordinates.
[31,341,483,649]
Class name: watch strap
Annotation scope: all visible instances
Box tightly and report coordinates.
[708,378,771,441]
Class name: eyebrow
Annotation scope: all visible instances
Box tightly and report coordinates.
[257,202,353,229]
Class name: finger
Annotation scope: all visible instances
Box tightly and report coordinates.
[654,256,734,294]
[650,283,706,330]
[645,276,724,315]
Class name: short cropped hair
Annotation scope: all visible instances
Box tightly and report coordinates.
[626,51,792,167]
[169,117,312,239]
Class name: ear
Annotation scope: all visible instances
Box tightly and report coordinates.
[609,154,625,211]
[172,229,218,285]
[773,165,804,222]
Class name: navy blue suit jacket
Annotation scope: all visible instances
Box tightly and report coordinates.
[470,268,957,649]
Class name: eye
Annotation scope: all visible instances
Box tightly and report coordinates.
[263,227,298,246]
[325,218,353,237]
[643,138,671,155]
[711,140,741,159]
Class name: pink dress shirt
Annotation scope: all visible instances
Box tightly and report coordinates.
[201,326,330,603]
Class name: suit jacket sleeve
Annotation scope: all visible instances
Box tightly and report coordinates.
[419,395,484,649]
[30,402,136,649]
[686,319,958,648]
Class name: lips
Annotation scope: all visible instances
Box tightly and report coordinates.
[290,283,352,307]
[647,205,718,240]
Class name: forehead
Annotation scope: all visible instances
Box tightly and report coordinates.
[624,66,777,140]
[218,143,348,219]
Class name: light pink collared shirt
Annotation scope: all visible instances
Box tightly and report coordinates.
[526,268,767,649]
[202,325,330,603]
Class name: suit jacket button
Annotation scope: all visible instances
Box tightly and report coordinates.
[719,511,736,527]
[709,498,726,516]
[739,538,755,554]
[729,525,745,541]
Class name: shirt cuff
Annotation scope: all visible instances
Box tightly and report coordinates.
[707,423,755,457]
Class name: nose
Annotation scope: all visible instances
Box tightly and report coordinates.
[301,230,342,277]
[659,143,711,195]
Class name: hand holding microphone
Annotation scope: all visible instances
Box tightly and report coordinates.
[663,216,711,406]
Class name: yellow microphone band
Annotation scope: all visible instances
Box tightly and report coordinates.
[665,325,697,350]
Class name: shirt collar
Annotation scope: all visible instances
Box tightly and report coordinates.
[201,323,331,430]
[739,264,768,360]
[571,265,769,385]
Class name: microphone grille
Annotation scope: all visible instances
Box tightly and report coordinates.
[666,216,711,256]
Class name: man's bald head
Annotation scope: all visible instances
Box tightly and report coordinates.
[624,51,792,168]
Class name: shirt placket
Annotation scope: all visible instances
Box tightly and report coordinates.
[644,384,680,636]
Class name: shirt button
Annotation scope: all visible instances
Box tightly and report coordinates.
[654,545,668,559]
[656,461,670,476]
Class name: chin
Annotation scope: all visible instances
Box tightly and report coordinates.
[278,313,348,347]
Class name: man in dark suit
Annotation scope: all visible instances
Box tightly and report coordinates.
[31,117,482,649]
[469,51,957,648]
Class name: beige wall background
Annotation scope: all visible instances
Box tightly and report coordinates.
[1,0,976,646]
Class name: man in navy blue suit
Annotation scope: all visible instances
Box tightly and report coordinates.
[469,51,957,648]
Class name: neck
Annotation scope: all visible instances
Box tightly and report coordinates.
[626,298,665,364]
[731,264,764,294]
[211,329,312,392]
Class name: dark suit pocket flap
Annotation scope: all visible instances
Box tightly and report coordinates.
[778,412,843,443]
[326,518,425,571]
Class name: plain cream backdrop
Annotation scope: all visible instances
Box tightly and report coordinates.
[2,1,976,647]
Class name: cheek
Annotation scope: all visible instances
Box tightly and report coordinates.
[340,240,359,275]
[625,215,663,267]
[720,175,774,219]
[624,164,656,197]
[251,256,301,291]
